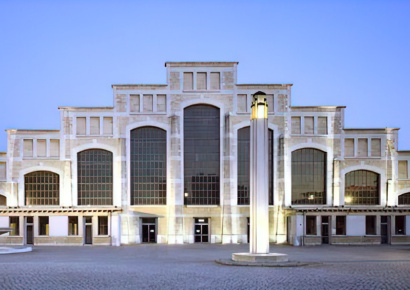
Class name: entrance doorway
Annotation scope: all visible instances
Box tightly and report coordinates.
[247,217,250,243]
[321,216,330,244]
[25,216,34,245]
[194,218,209,243]
[380,216,390,244]
[141,218,157,243]
[84,216,93,245]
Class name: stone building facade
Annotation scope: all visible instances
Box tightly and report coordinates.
[0,62,409,246]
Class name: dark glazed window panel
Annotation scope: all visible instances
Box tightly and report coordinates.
[131,127,167,205]
[237,127,274,205]
[39,216,49,236]
[0,195,6,206]
[9,217,19,236]
[398,192,410,205]
[98,216,108,235]
[336,216,346,235]
[184,105,220,205]
[291,148,326,205]
[24,171,59,205]
[395,216,406,235]
[345,170,379,205]
[306,216,317,235]
[68,216,78,236]
[77,149,113,205]
[366,216,377,235]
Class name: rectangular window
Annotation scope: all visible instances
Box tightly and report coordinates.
[37,139,46,157]
[0,162,6,180]
[103,117,113,135]
[304,117,314,134]
[196,72,207,90]
[358,138,368,157]
[291,117,301,134]
[365,216,376,235]
[183,72,193,90]
[143,95,153,112]
[336,216,346,235]
[39,216,49,236]
[371,138,381,157]
[395,216,406,235]
[345,138,354,157]
[130,94,140,113]
[157,94,166,112]
[23,139,33,157]
[76,117,86,135]
[317,117,328,135]
[98,216,108,235]
[306,216,317,235]
[90,117,100,135]
[50,139,60,157]
[266,94,274,113]
[68,216,78,236]
[210,72,220,90]
[237,94,247,112]
[9,217,19,236]
[398,161,408,179]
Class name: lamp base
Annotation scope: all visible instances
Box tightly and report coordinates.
[232,252,288,263]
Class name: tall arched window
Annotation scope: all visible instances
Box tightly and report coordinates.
[24,171,59,205]
[292,148,326,204]
[399,192,410,205]
[131,126,167,205]
[77,149,113,205]
[237,126,274,205]
[184,105,220,205]
[345,170,379,205]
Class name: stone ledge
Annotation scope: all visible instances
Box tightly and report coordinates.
[216,259,314,267]
[232,252,289,263]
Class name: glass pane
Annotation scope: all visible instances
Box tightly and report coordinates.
[291,148,326,204]
[77,149,113,205]
[24,171,59,205]
[131,127,166,205]
[184,105,220,205]
[345,170,379,205]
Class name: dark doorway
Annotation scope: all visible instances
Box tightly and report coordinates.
[25,216,34,245]
[321,216,330,244]
[247,217,250,243]
[287,216,291,244]
[84,216,93,245]
[141,218,156,243]
[381,216,390,244]
[194,218,209,243]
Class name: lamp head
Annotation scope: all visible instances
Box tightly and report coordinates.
[251,91,268,120]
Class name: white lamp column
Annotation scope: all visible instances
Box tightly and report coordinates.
[249,92,269,254]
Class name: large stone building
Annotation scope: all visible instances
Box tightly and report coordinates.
[0,62,409,246]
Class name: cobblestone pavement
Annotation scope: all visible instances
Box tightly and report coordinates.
[0,244,409,289]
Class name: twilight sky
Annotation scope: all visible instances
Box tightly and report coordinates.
[0,0,409,151]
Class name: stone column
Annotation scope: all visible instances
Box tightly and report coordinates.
[250,92,269,254]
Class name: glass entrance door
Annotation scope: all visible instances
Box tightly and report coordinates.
[194,218,209,243]
[381,216,390,244]
[141,218,156,243]
[321,216,330,244]
[84,217,93,245]
[25,217,34,245]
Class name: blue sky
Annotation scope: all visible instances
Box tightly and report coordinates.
[0,0,409,151]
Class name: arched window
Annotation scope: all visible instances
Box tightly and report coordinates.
[0,194,6,206]
[398,192,410,205]
[24,171,59,205]
[292,148,326,204]
[184,105,220,205]
[131,126,167,205]
[345,170,379,205]
[77,149,113,205]
[237,126,274,205]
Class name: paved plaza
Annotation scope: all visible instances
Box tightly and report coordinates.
[0,244,409,289]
